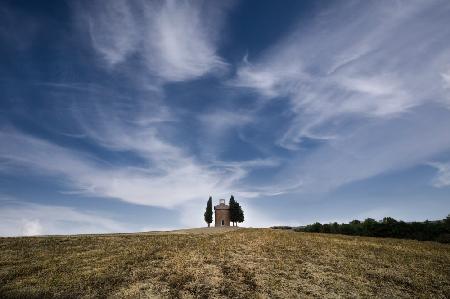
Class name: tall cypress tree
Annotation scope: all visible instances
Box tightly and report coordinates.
[204,196,213,227]
[229,195,238,226]
[237,203,245,225]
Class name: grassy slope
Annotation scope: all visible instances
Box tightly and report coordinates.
[0,228,449,298]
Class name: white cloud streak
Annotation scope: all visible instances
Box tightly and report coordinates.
[0,124,278,208]
[0,130,214,208]
[232,0,450,149]
[79,0,230,82]
[278,106,450,192]
[228,0,450,193]
[85,0,138,65]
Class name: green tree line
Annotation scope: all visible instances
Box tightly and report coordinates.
[290,216,450,243]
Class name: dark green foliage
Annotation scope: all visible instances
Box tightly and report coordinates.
[229,195,238,226]
[270,226,293,230]
[294,215,450,243]
[330,222,339,233]
[229,195,244,226]
[237,204,244,224]
[204,196,213,227]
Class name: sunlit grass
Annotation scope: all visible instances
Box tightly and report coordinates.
[1,228,449,298]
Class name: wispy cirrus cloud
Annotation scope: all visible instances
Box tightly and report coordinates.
[77,0,231,82]
[229,0,450,192]
[83,0,138,65]
[232,0,450,148]
[0,129,219,208]
[0,121,279,208]
[277,107,450,193]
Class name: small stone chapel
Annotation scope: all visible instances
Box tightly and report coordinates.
[214,199,230,227]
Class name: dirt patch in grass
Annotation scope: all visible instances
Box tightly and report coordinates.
[0,229,449,298]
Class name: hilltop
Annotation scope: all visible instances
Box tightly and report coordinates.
[1,228,449,298]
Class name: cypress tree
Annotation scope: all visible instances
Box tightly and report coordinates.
[237,203,245,225]
[204,196,213,227]
[229,195,238,226]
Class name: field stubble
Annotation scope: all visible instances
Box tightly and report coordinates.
[0,228,449,298]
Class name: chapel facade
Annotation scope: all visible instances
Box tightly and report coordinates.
[214,199,230,227]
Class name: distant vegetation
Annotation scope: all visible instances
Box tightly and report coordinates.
[273,215,450,243]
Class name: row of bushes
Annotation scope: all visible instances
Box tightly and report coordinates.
[272,216,450,243]
[294,215,450,243]
[271,226,293,230]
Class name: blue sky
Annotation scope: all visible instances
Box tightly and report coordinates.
[1,0,450,236]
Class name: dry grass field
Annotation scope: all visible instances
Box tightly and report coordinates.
[0,228,449,298]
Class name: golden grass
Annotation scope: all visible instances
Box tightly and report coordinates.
[0,228,449,298]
